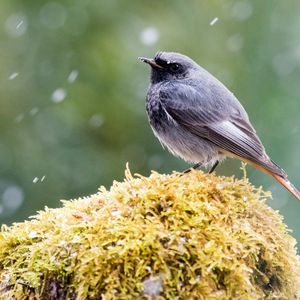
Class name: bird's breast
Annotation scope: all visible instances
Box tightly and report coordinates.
[146,95,168,127]
[145,92,218,165]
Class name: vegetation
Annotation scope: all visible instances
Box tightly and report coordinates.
[1,168,299,299]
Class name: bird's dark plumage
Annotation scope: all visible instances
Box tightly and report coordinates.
[159,81,283,176]
[140,51,300,202]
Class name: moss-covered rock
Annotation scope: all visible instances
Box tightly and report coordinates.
[0,168,300,299]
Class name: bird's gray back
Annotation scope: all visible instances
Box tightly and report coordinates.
[187,67,250,122]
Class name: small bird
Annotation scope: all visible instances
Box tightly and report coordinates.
[140,51,300,202]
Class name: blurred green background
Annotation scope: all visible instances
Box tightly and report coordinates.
[1,1,300,244]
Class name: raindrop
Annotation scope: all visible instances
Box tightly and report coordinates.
[51,88,66,103]
[140,27,159,46]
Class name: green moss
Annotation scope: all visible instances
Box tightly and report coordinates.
[0,168,300,299]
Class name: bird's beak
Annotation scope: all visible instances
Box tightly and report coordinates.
[139,57,163,69]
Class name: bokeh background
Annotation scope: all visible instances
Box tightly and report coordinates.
[1,1,300,244]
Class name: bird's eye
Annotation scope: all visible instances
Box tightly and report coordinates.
[169,63,181,73]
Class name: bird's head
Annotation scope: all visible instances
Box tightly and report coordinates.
[139,51,200,84]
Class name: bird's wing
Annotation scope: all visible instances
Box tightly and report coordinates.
[159,82,284,176]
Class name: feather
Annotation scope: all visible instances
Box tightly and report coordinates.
[160,82,285,177]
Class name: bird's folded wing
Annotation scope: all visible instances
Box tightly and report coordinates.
[159,83,267,163]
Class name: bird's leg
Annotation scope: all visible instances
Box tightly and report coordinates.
[209,160,219,174]
[183,162,202,174]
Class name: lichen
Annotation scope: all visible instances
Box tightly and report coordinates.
[0,168,300,299]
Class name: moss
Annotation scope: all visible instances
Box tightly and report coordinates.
[0,167,300,299]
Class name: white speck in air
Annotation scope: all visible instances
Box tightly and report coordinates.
[140,26,159,46]
[210,17,219,26]
[33,177,39,184]
[51,88,66,103]
[68,70,79,83]
[9,73,19,80]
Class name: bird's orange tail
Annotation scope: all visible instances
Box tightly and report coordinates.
[245,159,300,202]
[271,174,300,202]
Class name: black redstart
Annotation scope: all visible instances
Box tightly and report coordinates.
[140,51,300,202]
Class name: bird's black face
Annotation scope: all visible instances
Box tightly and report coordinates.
[140,51,197,84]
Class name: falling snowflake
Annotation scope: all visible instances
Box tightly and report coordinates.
[9,73,19,80]
[210,17,219,26]
[33,177,39,184]
[51,88,66,103]
[140,27,159,46]
[68,70,79,83]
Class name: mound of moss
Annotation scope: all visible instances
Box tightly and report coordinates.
[0,168,300,299]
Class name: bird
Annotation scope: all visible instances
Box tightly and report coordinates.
[139,51,300,202]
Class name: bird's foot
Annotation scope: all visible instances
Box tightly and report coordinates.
[209,160,219,174]
[183,162,202,174]
[183,160,219,174]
